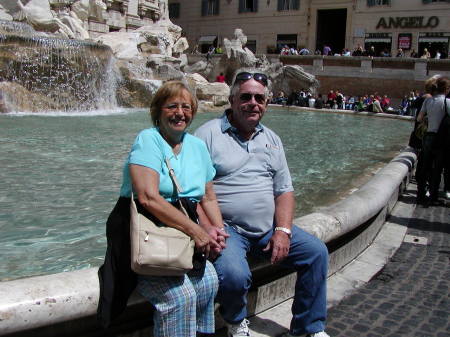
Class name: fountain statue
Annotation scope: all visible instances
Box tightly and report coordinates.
[0,0,319,113]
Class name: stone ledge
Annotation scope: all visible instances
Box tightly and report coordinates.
[0,149,417,337]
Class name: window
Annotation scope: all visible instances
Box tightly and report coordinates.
[169,3,180,19]
[201,0,220,16]
[277,0,300,11]
[239,0,258,13]
[423,0,449,3]
[246,40,257,53]
[276,34,297,52]
[367,0,390,6]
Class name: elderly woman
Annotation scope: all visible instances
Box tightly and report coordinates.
[98,81,227,336]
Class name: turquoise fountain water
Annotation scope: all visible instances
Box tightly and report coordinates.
[0,109,412,281]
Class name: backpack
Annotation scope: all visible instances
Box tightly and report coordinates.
[435,98,450,150]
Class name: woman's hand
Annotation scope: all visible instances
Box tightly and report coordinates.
[197,182,228,259]
[203,225,229,259]
[191,225,222,258]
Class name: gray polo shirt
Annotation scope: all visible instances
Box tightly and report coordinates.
[194,112,293,237]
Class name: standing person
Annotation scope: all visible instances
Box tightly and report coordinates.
[98,81,228,336]
[444,91,450,200]
[435,50,441,59]
[195,69,330,337]
[380,95,391,112]
[323,44,331,56]
[367,46,376,57]
[416,76,450,205]
[372,96,383,113]
[352,44,364,56]
[314,93,325,109]
[335,90,344,109]
[299,47,310,55]
[206,45,215,62]
[326,90,336,108]
[216,72,226,83]
[421,48,431,59]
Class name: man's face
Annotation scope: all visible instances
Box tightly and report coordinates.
[230,79,267,132]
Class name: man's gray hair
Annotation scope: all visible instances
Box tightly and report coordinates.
[229,68,272,100]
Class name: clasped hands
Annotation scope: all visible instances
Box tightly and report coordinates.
[194,224,229,260]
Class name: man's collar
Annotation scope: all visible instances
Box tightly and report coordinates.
[220,109,263,134]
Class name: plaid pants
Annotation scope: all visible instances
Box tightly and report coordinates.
[137,261,218,337]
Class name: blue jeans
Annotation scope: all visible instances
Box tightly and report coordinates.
[213,225,328,336]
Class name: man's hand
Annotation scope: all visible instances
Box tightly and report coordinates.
[204,225,229,259]
[263,231,290,264]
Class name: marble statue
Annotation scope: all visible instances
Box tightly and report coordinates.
[11,0,76,38]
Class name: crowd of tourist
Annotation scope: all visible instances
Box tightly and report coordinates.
[271,89,419,115]
[279,44,446,59]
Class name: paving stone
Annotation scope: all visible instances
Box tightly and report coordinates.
[325,185,450,337]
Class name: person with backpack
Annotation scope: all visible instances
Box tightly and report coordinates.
[416,76,450,205]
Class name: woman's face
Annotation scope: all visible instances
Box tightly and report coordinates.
[158,90,194,138]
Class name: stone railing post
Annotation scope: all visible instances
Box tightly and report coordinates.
[313,56,323,72]
[414,59,428,81]
[360,58,372,73]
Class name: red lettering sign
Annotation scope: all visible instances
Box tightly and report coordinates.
[398,34,411,50]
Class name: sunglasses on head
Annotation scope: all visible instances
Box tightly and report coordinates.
[235,72,268,86]
[239,93,267,104]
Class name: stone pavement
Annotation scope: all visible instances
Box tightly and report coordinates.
[214,182,449,337]
[325,188,450,337]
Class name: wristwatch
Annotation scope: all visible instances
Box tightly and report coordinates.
[274,227,292,239]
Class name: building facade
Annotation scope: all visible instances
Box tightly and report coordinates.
[168,0,450,58]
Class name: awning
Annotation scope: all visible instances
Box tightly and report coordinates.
[198,35,217,44]
[418,37,449,43]
[365,38,392,43]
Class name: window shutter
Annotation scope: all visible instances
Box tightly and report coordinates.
[422,0,432,3]
[215,0,220,14]
[277,0,283,11]
[293,0,300,10]
[201,0,208,16]
[238,0,244,12]
[253,0,258,12]
[367,0,375,6]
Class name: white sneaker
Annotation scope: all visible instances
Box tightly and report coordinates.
[227,319,250,337]
[309,332,331,337]
[445,191,450,200]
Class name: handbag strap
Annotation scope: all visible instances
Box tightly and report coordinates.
[445,97,448,116]
[165,158,184,194]
[164,157,189,217]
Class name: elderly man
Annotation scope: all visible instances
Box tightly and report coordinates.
[194,69,330,337]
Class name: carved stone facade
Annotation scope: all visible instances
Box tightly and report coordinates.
[0,0,164,38]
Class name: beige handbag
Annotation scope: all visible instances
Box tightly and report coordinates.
[130,158,195,276]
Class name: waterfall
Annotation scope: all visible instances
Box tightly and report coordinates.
[0,20,118,113]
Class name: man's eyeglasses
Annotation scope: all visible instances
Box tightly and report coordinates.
[163,103,192,112]
[239,93,267,104]
[235,72,268,86]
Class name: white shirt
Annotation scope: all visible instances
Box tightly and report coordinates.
[420,95,450,132]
